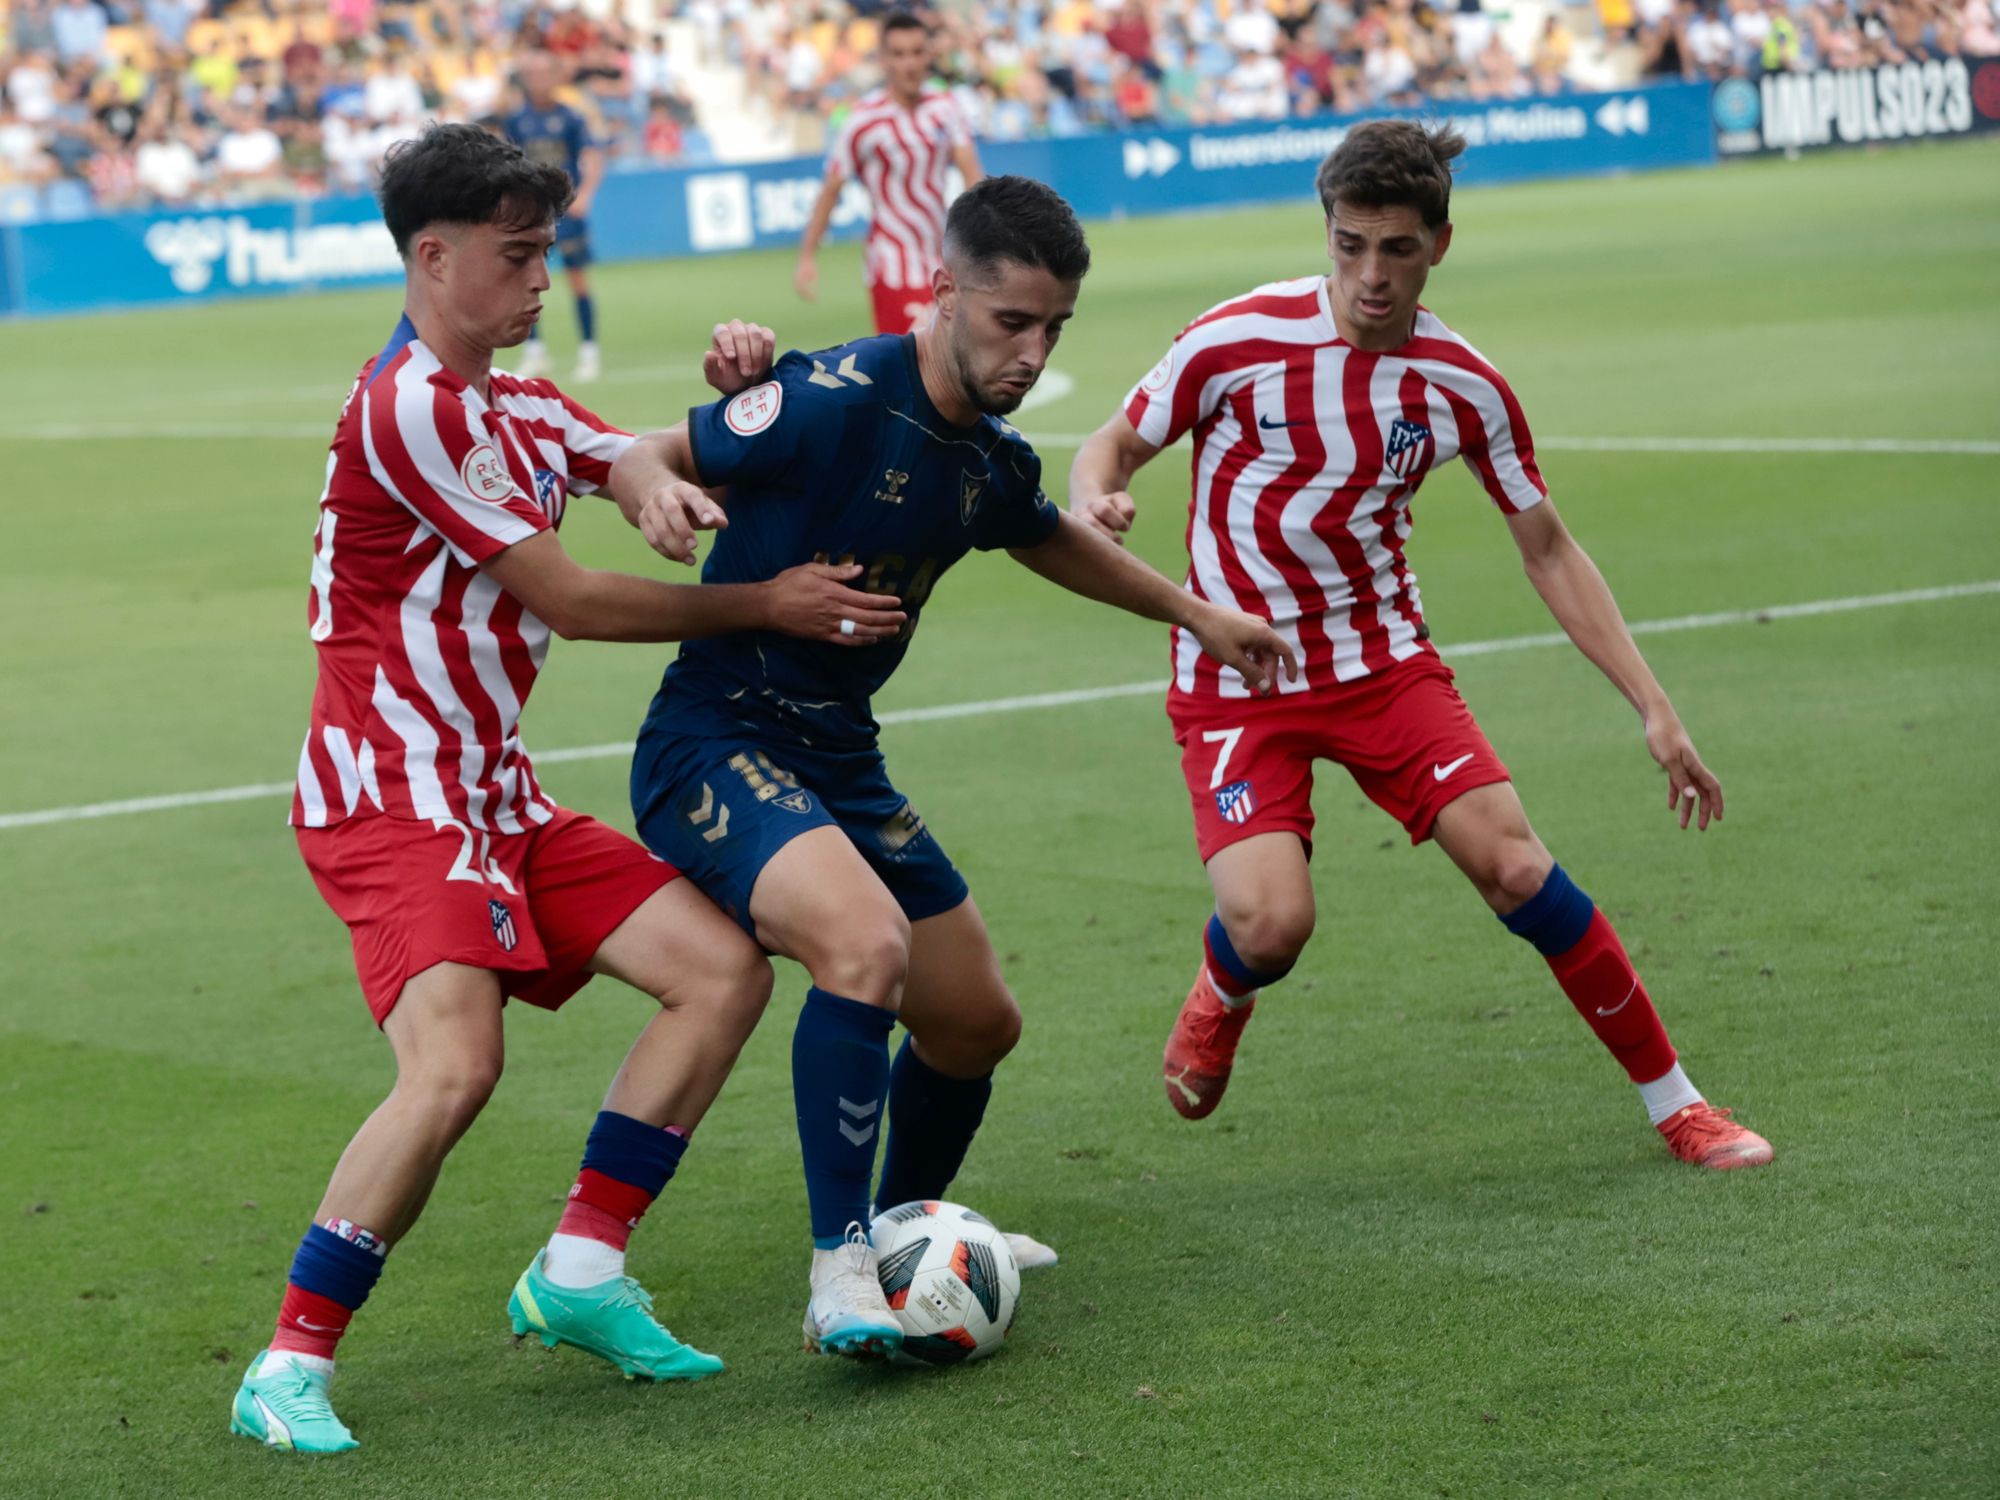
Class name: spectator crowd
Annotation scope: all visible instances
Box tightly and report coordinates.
[4,0,1996,219]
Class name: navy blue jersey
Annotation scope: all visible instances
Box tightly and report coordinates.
[503,103,590,184]
[659,332,1060,748]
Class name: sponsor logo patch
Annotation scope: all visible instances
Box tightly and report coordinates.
[1215,779,1256,825]
[724,380,783,436]
[1140,351,1174,393]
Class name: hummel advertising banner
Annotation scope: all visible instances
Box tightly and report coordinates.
[3,81,1716,318]
[1712,56,2000,156]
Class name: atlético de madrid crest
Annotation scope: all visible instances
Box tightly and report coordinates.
[1385,418,1434,480]
[960,469,987,525]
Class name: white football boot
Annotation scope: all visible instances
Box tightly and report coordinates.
[1001,1229,1059,1271]
[514,338,552,379]
[802,1222,903,1359]
[572,341,601,383]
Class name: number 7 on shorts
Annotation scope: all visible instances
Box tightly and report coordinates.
[1202,727,1245,790]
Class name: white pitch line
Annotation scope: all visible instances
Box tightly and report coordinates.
[1019,432,2000,456]
[3,579,1995,835]
[2,423,1993,455]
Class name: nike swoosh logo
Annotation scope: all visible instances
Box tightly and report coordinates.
[1432,754,1475,782]
[1596,981,1638,1018]
[1258,414,1310,430]
[294,1318,341,1333]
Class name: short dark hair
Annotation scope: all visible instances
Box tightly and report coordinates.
[881,10,928,37]
[943,175,1091,286]
[377,122,573,258]
[1315,119,1466,229]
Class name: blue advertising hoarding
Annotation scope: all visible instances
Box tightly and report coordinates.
[0,82,1713,319]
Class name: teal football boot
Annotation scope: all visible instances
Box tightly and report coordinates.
[508,1252,724,1381]
[228,1350,359,1453]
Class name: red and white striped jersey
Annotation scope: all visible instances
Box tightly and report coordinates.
[291,315,634,833]
[1123,275,1547,703]
[828,87,971,291]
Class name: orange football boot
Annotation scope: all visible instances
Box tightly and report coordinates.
[1658,1102,1774,1170]
[1162,966,1255,1120]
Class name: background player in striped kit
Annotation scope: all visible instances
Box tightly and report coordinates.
[793,11,984,336]
[1068,120,1774,1172]
[231,124,906,1455]
[503,50,605,383]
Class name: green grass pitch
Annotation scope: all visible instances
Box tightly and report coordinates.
[1,141,1996,1498]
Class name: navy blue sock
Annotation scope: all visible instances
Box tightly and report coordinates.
[793,987,895,1248]
[873,1035,993,1212]
[576,294,596,343]
[577,1109,688,1195]
[1498,863,1595,957]
[288,1224,387,1308]
[1204,912,1293,998]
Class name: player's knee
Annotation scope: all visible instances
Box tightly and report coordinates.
[968,987,1023,1068]
[1223,899,1316,973]
[405,1053,503,1135]
[817,910,912,1006]
[1484,839,1556,914]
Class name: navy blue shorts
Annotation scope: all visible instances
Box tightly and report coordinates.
[630,726,968,937]
[555,214,593,269]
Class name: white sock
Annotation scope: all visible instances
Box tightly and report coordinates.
[1637,1062,1703,1126]
[261,1349,335,1379]
[542,1232,625,1289]
[1206,967,1256,1010]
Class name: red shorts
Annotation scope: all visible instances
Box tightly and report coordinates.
[869,279,935,335]
[1170,653,1510,863]
[296,808,678,1025]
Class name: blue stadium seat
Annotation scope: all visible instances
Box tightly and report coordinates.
[42,179,97,221]
[0,184,42,224]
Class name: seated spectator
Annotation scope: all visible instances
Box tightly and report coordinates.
[51,0,110,69]
[1533,13,1577,91]
[1217,43,1289,118]
[642,95,683,160]
[1685,3,1735,77]
[1112,55,1160,123]
[213,103,288,201]
[132,117,199,203]
[0,97,59,186]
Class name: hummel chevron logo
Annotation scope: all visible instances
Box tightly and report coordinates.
[838,1095,879,1146]
[808,354,874,389]
[1432,754,1475,782]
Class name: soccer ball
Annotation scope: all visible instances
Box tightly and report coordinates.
[869,1200,1020,1365]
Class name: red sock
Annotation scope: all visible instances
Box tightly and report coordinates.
[555,1168,657,1251]
[1545,909,1677,1083]
[270,1286,355,1360]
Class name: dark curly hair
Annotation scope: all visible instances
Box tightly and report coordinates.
[378,122,574,258]
[942,174,1091,286]
[1316,120,1467,229]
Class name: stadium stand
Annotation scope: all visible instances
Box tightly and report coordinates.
[1,0,1992,219]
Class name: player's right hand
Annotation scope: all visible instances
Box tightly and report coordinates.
[703,319,776,395]
[1072,490,1138,546]
[762,562,906,647]
[636,480,726,565]
[793,257,819,302]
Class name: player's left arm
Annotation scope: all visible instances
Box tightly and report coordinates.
[1506,500,1724,830]
[570,111,605,217]
[608,429,727,566]
[1009,511,1297,695]
[951,140,984,186]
